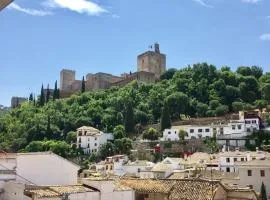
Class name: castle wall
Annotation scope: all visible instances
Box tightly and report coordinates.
[60,69,75,90]
[137,51,166,79]
[86,73,123,90]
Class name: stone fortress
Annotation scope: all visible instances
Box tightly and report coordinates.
[60,43,166,98]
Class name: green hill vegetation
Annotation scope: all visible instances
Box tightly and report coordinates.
[1,63,270,158]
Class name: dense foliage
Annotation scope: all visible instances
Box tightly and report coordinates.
[1,63,270,157]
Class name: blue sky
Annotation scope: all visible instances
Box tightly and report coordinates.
[0,0,270,106]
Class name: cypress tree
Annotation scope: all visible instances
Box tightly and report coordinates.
[81,76,85,93]
[33,94,36,106]
[46,84,50,103]
[39,84,45,106]
[29,93,33,102]
[161,102,171,131]
[53,80,59,100]
[124,102,134,133]
[261,182,267,200]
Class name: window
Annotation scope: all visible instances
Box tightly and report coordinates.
[168,131,171,134]
[94,143,97,146]
[205,129,210,132]
[226,167,230,172]
[246,120,251,124]
[190,129,194,133]
[238,125,242,129]
[87,144,90,148]
[84,131,87,135]
[226,158,230,163]
[78,138,81,143]
[234,158,237,162]
[247,128,251,132]
[252,120,256,124]
[78,131,82,136]
[252,157,256,160]
[110,165,113,170]
[241,158,244,161]
[261,170,265,177]
[198,129,203,133]
[232,125,236,130]
[95,137,97,140]
[247,170,252,176]
[106,165,108,170]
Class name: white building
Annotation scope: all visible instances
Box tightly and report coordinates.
[81,178,135,200]
[77,126,113,155]
[235,159,270,200]
[162,125,213,141]
[218,148,268,173]
[0,151,79,188]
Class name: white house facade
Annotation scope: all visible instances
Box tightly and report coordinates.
[0,152,80,189]
[77,126,113,155]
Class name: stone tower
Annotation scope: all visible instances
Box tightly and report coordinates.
[60,69,76,90]
[137,43,166,79]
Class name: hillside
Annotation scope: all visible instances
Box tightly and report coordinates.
[1,63,270,158]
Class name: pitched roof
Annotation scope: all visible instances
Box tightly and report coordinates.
[119,179,220,200]
[151,163,175,172]
[25,185,95,198]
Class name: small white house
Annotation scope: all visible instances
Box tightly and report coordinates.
[162,125,213,141]
[77,126,114,155]
[162,129,180,141]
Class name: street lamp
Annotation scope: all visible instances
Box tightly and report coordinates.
[0,0,13,11]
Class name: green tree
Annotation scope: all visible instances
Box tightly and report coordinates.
[255,100,268,112]
[179,129,188,140]
[142,128,159,141]
[261,83,270,102]
[99,142,115,159]
[161,103,171,131]
[25,141,44,152]
[160,68,177,80]
[196,103,208,117]
[232,101,244,112]
[46,84,50,103]
[39,84,45,106]
[215,105,229,116]
[260,182,267,200]
[29,93,33,102]
[66,131,77,144]
[251,66,263,79]
[236,66,252,76]
[114,137,133,154]
[124,102,134,133]
[81,76,86,93]
[113,125,126,139]
[53,80,60,100]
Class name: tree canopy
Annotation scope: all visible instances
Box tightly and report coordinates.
[1,63,269,158]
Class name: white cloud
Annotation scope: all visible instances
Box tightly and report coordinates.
[43,0,107,16]
[241,0,262,4]
[260,34,270,41]
[8,3,53,16]
[192,0,213,8]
